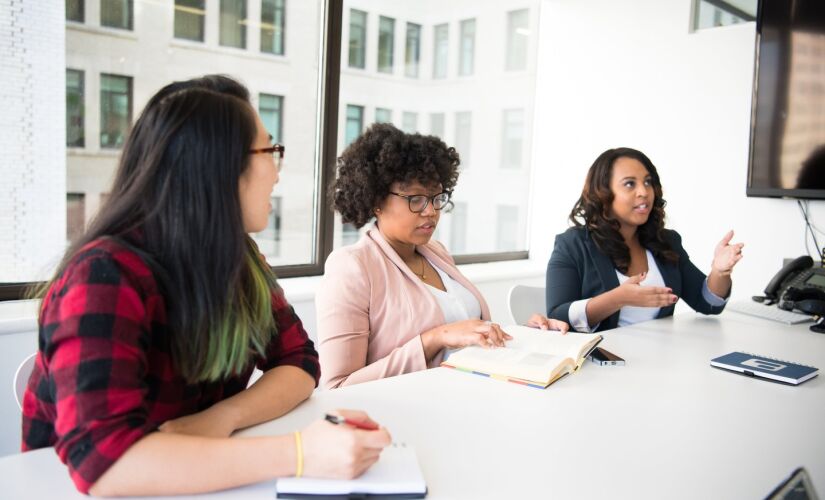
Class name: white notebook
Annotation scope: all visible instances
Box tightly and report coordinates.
[275,443,427,498]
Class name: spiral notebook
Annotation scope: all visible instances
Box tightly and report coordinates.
[275,443,427,499]
[710,352,819,385]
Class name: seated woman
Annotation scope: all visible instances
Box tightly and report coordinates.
[21,75,390,496]
[543,147,744,333]
[317,124,568,389]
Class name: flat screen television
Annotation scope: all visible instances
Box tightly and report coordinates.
[747,0,825,199]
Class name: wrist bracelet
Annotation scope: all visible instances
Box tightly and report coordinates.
[293,431,303,478]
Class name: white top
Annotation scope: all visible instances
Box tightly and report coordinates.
[425,259,482,360]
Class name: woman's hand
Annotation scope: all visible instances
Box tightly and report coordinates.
[158,405,238,438]
[525,314,570,334]
[420,320,512,360]
[301,410,392,479]
[711,230,744,276]
[613,272,678,308]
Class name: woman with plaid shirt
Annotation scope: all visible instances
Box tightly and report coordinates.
[21,75,390,496]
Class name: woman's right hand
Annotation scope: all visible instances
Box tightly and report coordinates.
[421,319,512,358]
[300,410,392,479]
[614,272,678,308]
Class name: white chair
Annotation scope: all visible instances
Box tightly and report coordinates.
[507,285,546,325]
[13,353,36,411]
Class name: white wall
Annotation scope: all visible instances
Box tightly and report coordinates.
[529,0,825,305]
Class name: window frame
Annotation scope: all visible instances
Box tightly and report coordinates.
[0,0,531,301]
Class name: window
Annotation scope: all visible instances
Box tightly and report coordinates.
[256,196,282,257]
[505,9,529,71]
[402,112,417,133]
[101,0,133,30]
[174,0,205,42]
[459,19,475,76]
[454,111,471,167]
[448,201,467,254]
[496,205,519,252]
[259,94,283,143]
[342,223,360,246]
[66,193,85,244]
[405,22,421,78]
[348,9,367,69]
[66,69,84,148]
[430,113,445,138]
[345,105,364,145]
[693,0,756,30]
[261,0,286,55]
[66,0,84,22]
[501,109,524,169]
[375,108,392,124]
[433,23,449,79]
[100,74,132,149]
[220,0,247,49]
[378,16,395,74]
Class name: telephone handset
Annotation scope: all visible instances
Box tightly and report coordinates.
[763,255,815,301]
[759,255,825,333]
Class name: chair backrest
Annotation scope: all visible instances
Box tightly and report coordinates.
[13,353,36,411]
[507,285,546,325]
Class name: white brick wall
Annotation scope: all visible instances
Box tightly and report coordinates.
[0,0,66,281]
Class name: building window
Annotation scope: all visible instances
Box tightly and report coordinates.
[101,0,133,30]
[259,94,283,143]
[66,0,84,22]
[66,69,85,148]
[257,196,282,257]
[377,16,395,74]
[501,109,524,169]
[459,18,475,76]
[448,201,467,254]
[220,0,247,49]
[693,0,755,29]
[342,222,360,246]
[66,193,86,244]
[506,9,529,71]
[496,205,519,252]
[174,0,205,42]
[261,0,286,55]
[345,104,363,145]
[348,9,367,69]
[402,112,418,133]
[454,111,471,167]
[405,22,421,78]
[433,23,449,79]
[375,108,392,124]
[100,73,132,149]
[429,113,445,138]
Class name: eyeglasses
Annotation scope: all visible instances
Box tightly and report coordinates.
[249,144,285,170]
[389,191,451,213]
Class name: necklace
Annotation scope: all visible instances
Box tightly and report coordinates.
[414,253,427,280]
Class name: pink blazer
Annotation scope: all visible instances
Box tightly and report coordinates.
[316,227,491,389]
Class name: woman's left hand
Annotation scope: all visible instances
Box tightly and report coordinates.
[711,230,744,276]
[526,314,571,334]
[158,405,237,438]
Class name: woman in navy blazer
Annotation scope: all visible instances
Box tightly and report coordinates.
[539,148,744,333]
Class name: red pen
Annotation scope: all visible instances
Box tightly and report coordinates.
[324,413,379,430]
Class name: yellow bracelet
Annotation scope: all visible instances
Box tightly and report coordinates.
[293,431,303,478]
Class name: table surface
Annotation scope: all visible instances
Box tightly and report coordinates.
[2,311,824,500]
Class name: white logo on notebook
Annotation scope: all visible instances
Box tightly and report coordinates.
[742,358,786,372]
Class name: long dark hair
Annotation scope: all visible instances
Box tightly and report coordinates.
[42,75,279,382]
[569,147,678,273]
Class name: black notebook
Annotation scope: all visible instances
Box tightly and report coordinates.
[275,443,427,499]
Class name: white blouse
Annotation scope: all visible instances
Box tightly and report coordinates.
[424,259,482,360]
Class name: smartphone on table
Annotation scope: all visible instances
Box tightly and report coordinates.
[588,347,625,366]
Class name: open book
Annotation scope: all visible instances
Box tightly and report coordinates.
[441,324,603,389]
[275,443,427,499]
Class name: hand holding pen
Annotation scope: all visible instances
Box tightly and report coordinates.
[325,412,380,430]
[299,410,391,478]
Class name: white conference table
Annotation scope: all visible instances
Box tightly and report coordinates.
[2,311,824,500]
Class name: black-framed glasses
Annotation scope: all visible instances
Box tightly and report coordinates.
[389,191,451,213]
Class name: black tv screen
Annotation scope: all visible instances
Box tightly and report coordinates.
[747,0,825,199]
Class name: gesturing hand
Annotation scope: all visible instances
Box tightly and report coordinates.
[616,272,678,308]
[711,230,744,276]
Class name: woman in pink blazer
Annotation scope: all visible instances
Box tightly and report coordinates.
[316,124,568,389]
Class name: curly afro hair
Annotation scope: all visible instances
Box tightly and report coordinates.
[330,123,460,228]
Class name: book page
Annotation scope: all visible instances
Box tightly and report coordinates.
[275,443,426,496]
[501,324,601,361]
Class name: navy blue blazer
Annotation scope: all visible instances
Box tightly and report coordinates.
[545,227,726,332]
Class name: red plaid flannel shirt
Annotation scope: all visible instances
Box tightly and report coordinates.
[21,238,320,493]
